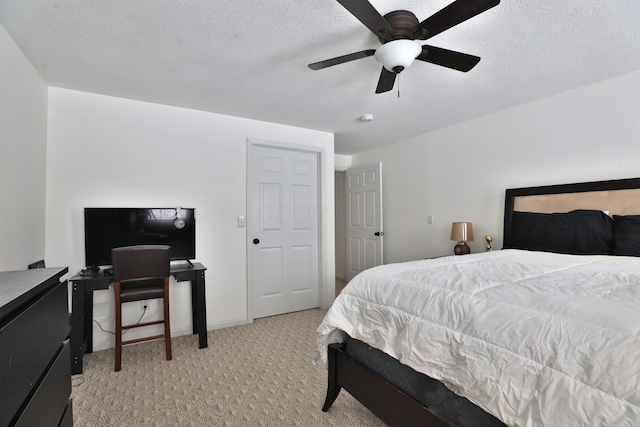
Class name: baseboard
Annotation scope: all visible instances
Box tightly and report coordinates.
[207,317,248,331]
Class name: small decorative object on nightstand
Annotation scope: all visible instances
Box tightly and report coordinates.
[485,235,493,251]
[451,222,473,255]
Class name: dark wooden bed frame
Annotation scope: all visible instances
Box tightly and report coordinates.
[321,177,640,427]
[322,342,451,427]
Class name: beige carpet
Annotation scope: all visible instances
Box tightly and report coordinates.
[71,309,386,426]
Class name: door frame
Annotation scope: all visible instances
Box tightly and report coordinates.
[246,138,333,323]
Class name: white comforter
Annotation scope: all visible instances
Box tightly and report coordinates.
[317,250,640,426]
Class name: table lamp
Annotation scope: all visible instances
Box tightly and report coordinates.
[451,222,474,255]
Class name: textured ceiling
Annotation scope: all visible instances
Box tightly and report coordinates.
[1,1,640,154]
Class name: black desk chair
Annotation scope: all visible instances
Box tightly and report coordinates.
[111,245,172,372]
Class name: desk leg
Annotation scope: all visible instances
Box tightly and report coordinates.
[195,270,208,348]
[84,290,94,353]
[70,281,85,375]
[190,280,198,335]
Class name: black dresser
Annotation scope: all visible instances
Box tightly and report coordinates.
[0,267,73,427]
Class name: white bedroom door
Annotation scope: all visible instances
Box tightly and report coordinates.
[346,162,383,281]
[248,144,319,319]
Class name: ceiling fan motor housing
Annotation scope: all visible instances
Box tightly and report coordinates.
[377,10,420,43]
[373,10,423,73]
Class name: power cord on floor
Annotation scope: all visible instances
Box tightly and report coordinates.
[92,305,148,336]
[72,374,85,387]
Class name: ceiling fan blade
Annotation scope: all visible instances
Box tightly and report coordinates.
[412,0,500,40]
[337,0,394,41]
[308,49,376,70]
[375,67,396,93]
[417,45,480,72]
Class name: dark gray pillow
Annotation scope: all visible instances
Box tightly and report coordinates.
[510,209,614,255]
[612,215,640,256]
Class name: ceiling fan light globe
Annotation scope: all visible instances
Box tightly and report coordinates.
[374,40,422,73]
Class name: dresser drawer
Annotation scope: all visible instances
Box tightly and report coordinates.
[59,400,73,427]
[0,281,69,427]
[14,340,72,427]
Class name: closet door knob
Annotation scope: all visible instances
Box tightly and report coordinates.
[253,238,260,244]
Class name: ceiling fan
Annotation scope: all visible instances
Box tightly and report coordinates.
[308,0,500,93]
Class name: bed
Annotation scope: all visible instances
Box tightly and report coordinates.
[317,177,640,426]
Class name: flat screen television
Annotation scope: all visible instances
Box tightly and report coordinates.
[84,207,196,267]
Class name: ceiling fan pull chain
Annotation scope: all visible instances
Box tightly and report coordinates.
[397,75,400,98]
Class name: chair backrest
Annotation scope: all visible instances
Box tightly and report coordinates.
[111,245,170,282]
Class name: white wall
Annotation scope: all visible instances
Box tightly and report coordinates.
[0,25,48,271]
[333,154,351,283]
[334,154,352,172]
[45,88,334,350]
[353,69,640,262]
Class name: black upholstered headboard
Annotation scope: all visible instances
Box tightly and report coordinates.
[503,177,640,255]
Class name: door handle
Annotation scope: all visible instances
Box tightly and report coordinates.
[253,238,260,244]
[375,231,384,236]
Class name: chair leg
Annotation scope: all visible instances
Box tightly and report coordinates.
[164,277,172,361]
[114,282,122,372]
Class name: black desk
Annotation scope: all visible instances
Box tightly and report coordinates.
[69,262,207,374]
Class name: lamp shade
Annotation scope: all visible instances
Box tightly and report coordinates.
[450,222,474,242]
[374,40,422,73]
